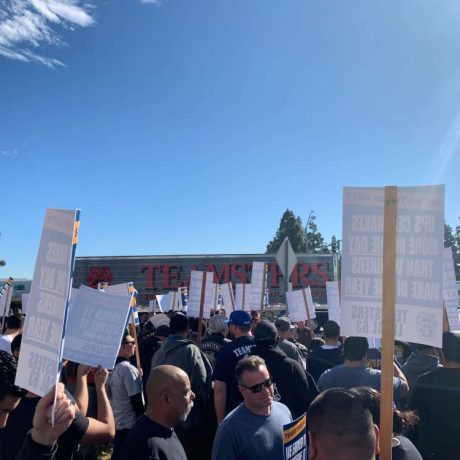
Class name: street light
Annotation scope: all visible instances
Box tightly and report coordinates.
[305,210,314,253]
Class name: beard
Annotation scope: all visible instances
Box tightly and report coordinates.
[179,400,194,423]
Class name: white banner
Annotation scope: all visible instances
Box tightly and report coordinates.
[203,274,217,319]
[235,283,251,310]
[443,247,460,331]
[248,262,265,309]
[62,285,132,369]
[286,290,307,323]
[187,271,204,318]
[341,186,445,347]
[303,286,316,320]
[220,282,235,311]
[0,286,14,317]
[21,293,29,315]
[16,209,80,396]
[326,281,341,325]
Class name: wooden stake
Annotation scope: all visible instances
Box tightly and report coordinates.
[260,263,267,315]
[197,272,207,346]
[380,186,398,460]
[443,305,450,332]
[301,288,312,323]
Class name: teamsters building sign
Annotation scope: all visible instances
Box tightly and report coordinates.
[72,253,339,306]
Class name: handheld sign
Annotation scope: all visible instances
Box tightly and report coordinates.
[203,274,217,319]
[16,208,80,397]
[443,247,460,331]
[286,290,307,323]
[341,186,445,347]
[62,285,133,369]
[283,413,307,460]
[326,281,341,325]
[187,271,204,318]
[235,283,251,310]
[0,277,14,330]
[248,262,266,310]
[220,282,235,312]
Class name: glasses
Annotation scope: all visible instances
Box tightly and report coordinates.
[240,378,273,393]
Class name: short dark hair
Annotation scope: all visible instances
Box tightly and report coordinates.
[344,337,369,361]
[170,312,189,335]
[0,351,26,401]
[308,389,376,457]
[351,387,419,435]
[6,315,22,330]
[235,355,266,385]
[11,334,22,355]
[443,331,460,363]
[323,320,340,339]
[233,323,251,333]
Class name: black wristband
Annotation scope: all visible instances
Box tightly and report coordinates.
[27,430,57,454]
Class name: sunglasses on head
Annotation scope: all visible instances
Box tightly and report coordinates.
[240,378,273,393]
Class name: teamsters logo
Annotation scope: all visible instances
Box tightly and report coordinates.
[416,313,436,341]
[87,267,113,288]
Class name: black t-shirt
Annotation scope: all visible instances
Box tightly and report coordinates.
[409,367,460,460]
[307,346,344,383]
[392,436,423,460]
[200,333,230,368]
[212,335,255,412]
[0,391,89,460]
[120,415,186,460]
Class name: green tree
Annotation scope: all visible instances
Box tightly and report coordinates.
[330,235,339,253]
[266,209,306,253]
[306,214,328,253]
[0,260,5,267]
[445,220,460,279]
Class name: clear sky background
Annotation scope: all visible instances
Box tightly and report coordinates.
[1,0,460,278]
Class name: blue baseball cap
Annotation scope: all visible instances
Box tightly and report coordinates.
[227,310,252,326]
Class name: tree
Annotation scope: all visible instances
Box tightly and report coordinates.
[330,235,339,254]
[0,260,5,267]
[306,214,328,253]
[444,220,460,279]
[266,210,306,254]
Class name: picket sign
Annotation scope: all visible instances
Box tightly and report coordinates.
[235,283,251,310]
[220,282,236,312]
[15,208,80,423]
[0,277,14,330]
[197,272,208,346]
[325,281,341,325]
[443,247,460,331]
[248,262,267,310]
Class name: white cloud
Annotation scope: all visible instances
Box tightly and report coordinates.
[140,0,162,5]
[0,0,95,67]
[0,149,18,156]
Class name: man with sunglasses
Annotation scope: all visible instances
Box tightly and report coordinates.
[107,332,144,459]
[211,355,292,460]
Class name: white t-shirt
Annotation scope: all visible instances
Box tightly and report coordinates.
[0,334,14,354]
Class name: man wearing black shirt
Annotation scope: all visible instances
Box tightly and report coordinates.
[120,365,194,460]
[212,310,255,423]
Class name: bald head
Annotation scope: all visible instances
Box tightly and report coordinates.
[146,365,195,428]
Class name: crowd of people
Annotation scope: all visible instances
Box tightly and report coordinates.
[0,307,459,460]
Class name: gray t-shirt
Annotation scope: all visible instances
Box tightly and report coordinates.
[211,401,292,460]
[277,339,306,369]
[107,360,143,430]
[317,365,404,400]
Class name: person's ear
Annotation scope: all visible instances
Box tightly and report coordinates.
[373,424,380,455]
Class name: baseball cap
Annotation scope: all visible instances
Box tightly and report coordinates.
[227,310,252,326]
[275,316,291,332]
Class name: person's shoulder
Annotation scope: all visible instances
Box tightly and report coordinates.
[219,405,244,430]
[271,401,292,420]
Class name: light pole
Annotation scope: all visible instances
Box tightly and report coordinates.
[305,210,314,253]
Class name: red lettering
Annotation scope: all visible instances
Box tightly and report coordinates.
[141,265,161,289]
[162,265,181,290]
[206,264,231,284]
[269,262,282,288]
[313,262,329,286]
[231,264,247,283]
[292,263,311,288]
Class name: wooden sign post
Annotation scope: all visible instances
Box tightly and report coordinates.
[380,186,398,460]
[197,272,207,346]
[301,288,312,323]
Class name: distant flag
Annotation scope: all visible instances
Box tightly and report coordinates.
[128,283,139,327]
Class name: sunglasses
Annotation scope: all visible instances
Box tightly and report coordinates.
[240,378,273,393]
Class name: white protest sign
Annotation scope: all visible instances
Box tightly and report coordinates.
[187,271,204,318]
[341,186,445,347]
[326,281,341,325]
[220,282,235,311]
[168,290,183,311]
[156,293,170,311]
[248,262,266,309]
[303,286,316,320]
[286,290,307,323]
[443,247,460,331]
[16,209,80,396]
[235,283,251,310]
[21,293,29,315]
[104,283,131,295]
[62,285,132,369]
[0,285,14,317]
[203,274,217,319]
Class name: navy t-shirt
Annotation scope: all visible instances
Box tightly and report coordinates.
[212,335,255,413]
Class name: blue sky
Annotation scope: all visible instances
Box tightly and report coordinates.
[1,0,460,278]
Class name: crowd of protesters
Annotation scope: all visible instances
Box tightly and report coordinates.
[0,307,459,460]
